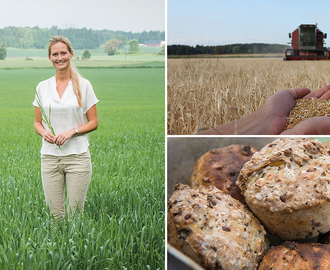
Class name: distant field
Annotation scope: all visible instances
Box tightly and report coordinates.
[3,46,165,70]
[0,58,165,70]
[7,45,163,60]
[0,63,165,268]
[167,58,330,135]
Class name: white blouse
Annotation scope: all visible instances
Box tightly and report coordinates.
[33,76,99,156]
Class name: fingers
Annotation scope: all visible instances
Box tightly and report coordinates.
[302,85,330,100]
[316,85,330,100]
[281,116,330,135]
[43,132,55,144]
[284,85,330,101]
[45,130,74,146]
[285,88,311,99]
[54,131,73,146]
[54,135,67,146]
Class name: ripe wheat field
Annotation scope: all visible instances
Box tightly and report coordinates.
[167,58,330,135]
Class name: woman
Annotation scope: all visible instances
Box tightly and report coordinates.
[33,36,98,219]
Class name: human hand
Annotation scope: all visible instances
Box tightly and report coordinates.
[302,84,330,100]
[42,130,56,144]
[281,116,330,135]
[259,87,310,134]
[279,85,330,135]
[54,129,75,146]
[262,85,330,134]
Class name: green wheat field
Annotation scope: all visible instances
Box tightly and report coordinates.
[0,55,165,269]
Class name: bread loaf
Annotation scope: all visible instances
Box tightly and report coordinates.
[190,145,256,204]
[167,184,269,270]
[237,137,330,240]
[258,241,330,269]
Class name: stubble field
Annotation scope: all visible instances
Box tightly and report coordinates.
[0,59,165,269]
[167,58,330,135]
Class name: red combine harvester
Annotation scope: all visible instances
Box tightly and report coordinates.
[285,24,330,60]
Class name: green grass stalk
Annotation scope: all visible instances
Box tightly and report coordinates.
[34,89,63,152]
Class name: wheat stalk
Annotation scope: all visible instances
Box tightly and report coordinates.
[35,89,63,152]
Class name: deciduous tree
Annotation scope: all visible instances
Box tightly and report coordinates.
[0,43,7,60]
[233,45,240,54]
[128,39,140,54]
[82,49,91,59]
[105,38,121,55]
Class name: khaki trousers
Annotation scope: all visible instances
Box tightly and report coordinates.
[41,151,92,219]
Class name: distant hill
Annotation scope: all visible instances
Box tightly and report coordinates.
[0,26,165,50]
[168,43,291,55]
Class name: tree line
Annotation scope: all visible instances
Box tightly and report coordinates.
[168,43,291,55]
[0,26,165,49]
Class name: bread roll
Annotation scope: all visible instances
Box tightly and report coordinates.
[322,141,330,153]
[237,137,330,240]
[167,184,269,270]
[190,145,256,204]
[258,241,330,269]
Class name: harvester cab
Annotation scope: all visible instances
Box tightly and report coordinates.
[285,24,330,60]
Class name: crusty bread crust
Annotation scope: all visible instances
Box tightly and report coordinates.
[258,241,330,270]
[190,145,256,204]
[322,141,330,153]
[237,137,330,240]
[167,184,269,270]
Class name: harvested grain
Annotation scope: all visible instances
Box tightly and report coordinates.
[284,98,330,130]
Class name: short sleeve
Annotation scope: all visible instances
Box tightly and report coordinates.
[82,79,99,114]
[32,83,41,107]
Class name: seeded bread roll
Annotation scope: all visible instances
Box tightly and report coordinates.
[258,241,330,270]
[237,137,330,240]
[190,145,256,204]
[167,184,269,270]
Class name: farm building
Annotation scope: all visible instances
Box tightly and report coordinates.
[144,40,165,46]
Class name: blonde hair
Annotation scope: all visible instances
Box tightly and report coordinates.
[48,36,83,107]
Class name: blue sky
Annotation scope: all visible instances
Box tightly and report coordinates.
[0,0,165,32]
[167,0,330,46]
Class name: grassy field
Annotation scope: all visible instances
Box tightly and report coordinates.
[167,58,330,135]
[0,58,165,70]
[0,60,165,268]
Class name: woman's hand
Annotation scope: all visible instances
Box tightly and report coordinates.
[54,129,76,146]
[42,130,56,144]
